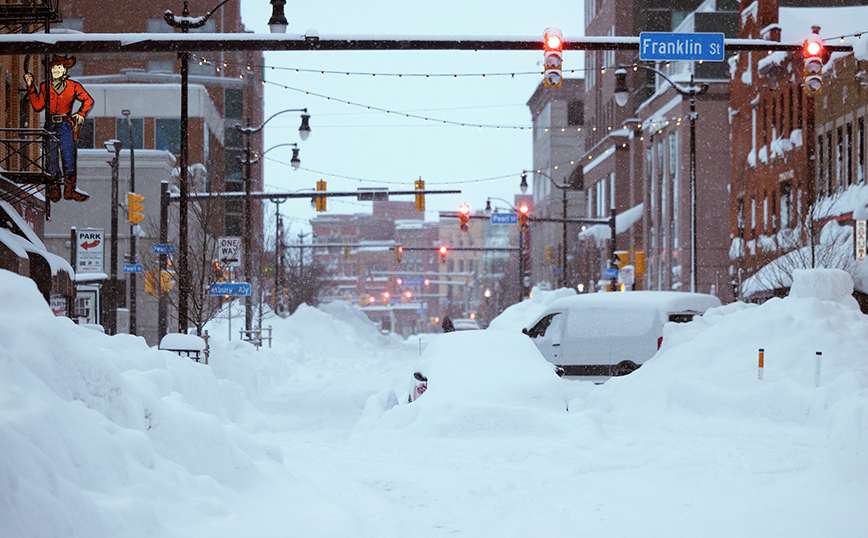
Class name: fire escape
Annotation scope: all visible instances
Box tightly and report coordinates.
[0,0,63,212]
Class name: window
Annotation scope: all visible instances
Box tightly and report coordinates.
[837,126,844,190]
[116,118,144,149]
[737,197,745,236]
[147,18,173,33]
[147,60,174,73]
[817,134,825,191]
[751,196,757,232]
[596,178,607,217]
[860,118,866,184]
[780,181,792,230]
[225,201,242,236]
[568,100,584,126]
[827,132,833,192]
[788,88,794,135]
[225,89,244,120]
[847,123,853,186]
[762,100,768,146]
[225,149,243,184]
[155,119,181,154]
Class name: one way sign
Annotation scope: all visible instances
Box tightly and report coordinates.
[218,236,242,267]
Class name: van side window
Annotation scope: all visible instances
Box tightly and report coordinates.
[527,313,559,338]
[668,313,696,323]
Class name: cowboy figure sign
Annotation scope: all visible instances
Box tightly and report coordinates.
[24,55,94,202]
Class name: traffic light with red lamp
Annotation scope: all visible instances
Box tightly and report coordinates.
[395,245,403,262]
[543,28,563,88]
[803,30,827,95]
[458,203,470,232]
[439,245,448,264]
[803,35,823,94]
[518,203,530,232]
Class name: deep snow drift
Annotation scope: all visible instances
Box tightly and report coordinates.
[2,268,867,537]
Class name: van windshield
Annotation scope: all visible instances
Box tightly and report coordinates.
[567,308,656,337]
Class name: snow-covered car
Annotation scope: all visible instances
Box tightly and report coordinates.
[523,291,720,377]
[407,330,567,411]
[452,318,480,331]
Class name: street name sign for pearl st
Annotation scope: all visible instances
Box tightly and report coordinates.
[639,32,725,62]
[491,212,519,225]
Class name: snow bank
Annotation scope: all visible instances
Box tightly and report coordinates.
[584,269,868,479]
[0,270,287,538]
[360,330,570,437]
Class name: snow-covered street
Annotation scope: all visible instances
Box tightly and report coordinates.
[2,268,867,537]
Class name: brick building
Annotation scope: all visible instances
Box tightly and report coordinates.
[728,0,868,300]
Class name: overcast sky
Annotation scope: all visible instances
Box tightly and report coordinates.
[237,0,585,234]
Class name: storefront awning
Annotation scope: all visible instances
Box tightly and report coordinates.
[578,203,645,247]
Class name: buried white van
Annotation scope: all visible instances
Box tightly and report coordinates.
[522,291,721,377]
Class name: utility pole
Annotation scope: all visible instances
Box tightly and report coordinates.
[123,110,137,335]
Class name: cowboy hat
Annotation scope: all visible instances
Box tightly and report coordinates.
[50,55,76,69]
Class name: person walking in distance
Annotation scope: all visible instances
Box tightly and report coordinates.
[24,55,94,202]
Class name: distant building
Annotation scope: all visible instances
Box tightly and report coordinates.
[526,78,585,290]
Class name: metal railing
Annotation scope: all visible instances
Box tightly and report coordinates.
[239,325,272,349]
[0,128,62,185]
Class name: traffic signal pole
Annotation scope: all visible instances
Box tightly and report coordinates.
[0,33,853,56]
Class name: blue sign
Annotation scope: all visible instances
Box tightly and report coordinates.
[639,32,725,62]
[122,264,144,273]
[491,212,518,225]
[209,282,251,296]
[604,268,619,278]
[401,278,425,286]
[152,244,175,255]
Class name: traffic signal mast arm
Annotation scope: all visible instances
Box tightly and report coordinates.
[0,33,853,55]
[172,189,461,202]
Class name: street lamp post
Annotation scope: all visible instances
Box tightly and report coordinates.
[164,0,289,333]
[122,109,137,335]
[614,66,708,293]
[486,196,528,302]
[104,139,122,335]
[238,140,302,332]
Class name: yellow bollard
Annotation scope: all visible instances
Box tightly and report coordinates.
[758,348,764,380]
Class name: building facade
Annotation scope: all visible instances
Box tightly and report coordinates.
[728,0,868,300]
[526,78,586,290]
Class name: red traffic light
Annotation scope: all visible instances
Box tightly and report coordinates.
[803,35,825,95]
[804,39,822,57]
[439,245,448,255]
[518,204,529,215]
[543,28,564,88]
[544,28,563,52]
[459,203,470,232]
